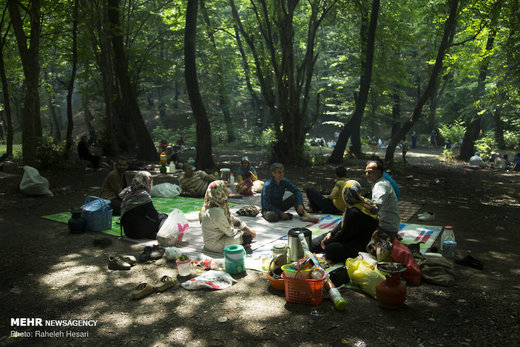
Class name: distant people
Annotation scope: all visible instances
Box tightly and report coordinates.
[200,181,256,252]
[513,153,520,171]
[310,180,379,263]
[494,153,507,171]
[468,152,487,169]
[377,138,386,148]
[430,130,438,147]
[411,130,418,149]
[100,159,130,215]
[401,138,409,164]
[305,167,347,215]
[159,139,168,152]
[87,129,96,146]
[77,135,101,169]
[261,163,319,223]
[167,146,182,168]
[235,156,263,193]
[365,160,400,239]
[120,171,168,239]
[179,164,215,198]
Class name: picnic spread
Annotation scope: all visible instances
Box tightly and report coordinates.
[39,165,473,310]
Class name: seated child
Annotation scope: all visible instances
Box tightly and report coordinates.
[236,170,254,196]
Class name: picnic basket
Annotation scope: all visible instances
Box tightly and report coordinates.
[282,272,326,305]
[81,196,112,232]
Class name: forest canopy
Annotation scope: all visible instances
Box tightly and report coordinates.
[0,0,519,168]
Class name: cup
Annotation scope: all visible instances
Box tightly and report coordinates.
[441,240,457,258]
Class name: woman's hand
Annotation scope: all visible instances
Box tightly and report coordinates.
[320,232,331,250]
[244,226,257,238]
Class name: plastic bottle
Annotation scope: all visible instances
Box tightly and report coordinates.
[169,162,176,173]
[160,152,167,165]
[230,173,235,185]
[440,226,456,258]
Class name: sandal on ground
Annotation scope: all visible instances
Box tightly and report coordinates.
[131,283,156,300]
[455,255,484,270]
[155,276,177,292]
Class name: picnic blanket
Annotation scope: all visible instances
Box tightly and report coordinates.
[42,194,438,270]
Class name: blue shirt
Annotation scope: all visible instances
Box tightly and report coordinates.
[261,177,303,214]
[383,171,400,201]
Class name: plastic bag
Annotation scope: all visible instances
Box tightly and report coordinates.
[346,258,387,298]
[19,166,54,197]
[156,208,189,246]
[181,270,237,290]
[150,183,182,198]
[390,237,422,285]
[81,196,111,211]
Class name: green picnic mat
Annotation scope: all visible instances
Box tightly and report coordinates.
[41,196,208,238]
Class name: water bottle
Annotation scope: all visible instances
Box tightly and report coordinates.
[440,226,456,258]
[230,173,235,185]
[169,162,176,173]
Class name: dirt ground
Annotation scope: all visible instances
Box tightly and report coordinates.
[0,146,519,346]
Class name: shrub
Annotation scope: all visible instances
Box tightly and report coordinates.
[36,136,66,170]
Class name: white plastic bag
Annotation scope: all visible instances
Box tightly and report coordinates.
[156,208,189,246]
[150,183,182,198]
[181,270,237,290]
[19,166,54,197]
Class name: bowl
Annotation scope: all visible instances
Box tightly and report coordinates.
[266,270,285,291]
[281,264,312,279]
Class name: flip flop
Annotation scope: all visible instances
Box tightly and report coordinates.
[155,276,177,292]
[131,283,156,300]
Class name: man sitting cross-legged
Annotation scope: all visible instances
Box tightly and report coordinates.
[261,162,319,223]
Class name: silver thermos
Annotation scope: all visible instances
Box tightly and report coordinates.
[287,228,312,262]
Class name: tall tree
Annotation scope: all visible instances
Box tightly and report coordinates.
[384,0,459,166]
[0,5,14,158]
[107,0,158,161]
[328,0,380,163]
[63,0,79,158]
[231,0,337,164]
[459,1,501,161]
[185,0,214,169]
[7,0,42,166]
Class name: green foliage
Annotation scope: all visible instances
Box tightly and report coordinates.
[438,120,465,146]
[36,137,66,170]
[503,130,520,149]
[474,136,497,160]
[260,128,277,148]
[305,146,327,166]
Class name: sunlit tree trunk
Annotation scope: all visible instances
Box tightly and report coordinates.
[64,0,79,158]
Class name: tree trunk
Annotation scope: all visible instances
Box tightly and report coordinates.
[384,0,459,167]
[107,0,158,161]
[185,0,214,169]
[459,26,497,161]
[391,91,401,138]
[493,83,506,149]
[328,0,379,163]
[8,0,42,166]
[200,1,235,143]
[47,94,62,142]
[64,0,79,159]
[0,23,14,158]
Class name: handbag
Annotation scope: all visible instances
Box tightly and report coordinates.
[81,196,113,231]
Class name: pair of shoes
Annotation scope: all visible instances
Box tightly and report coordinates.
[455,255,484,270]
[93,238,112,248]
[138,245,165,263]
[119,255,137,266]
[418,211,434,221]
[108,255,132,270]
[131,276,177,300]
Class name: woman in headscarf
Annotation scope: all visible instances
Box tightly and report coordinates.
[199,180,257,253]
[310,180,379,263]
[120,171,167,239]
[235,156,264,193]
